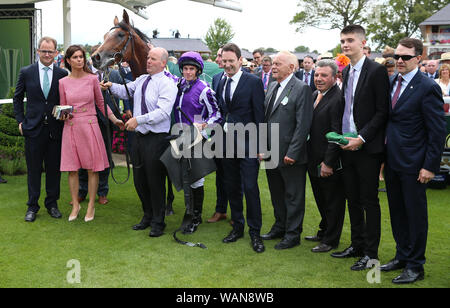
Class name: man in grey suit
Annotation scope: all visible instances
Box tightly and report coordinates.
[260,51,314,249]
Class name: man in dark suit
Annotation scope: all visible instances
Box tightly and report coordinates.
[260,51,313,249]
[305,59,346,253]
[295,55,317,93]
[13,36,68,222]
[257,56,276,92]
[216,43,265,253]
[381,38,446,284]
[424,60,439,79]
[330,25,390,271]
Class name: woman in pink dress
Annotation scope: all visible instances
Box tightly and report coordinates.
[59,45,124,222]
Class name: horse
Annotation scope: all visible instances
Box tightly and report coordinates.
[91,10,150,79]
[92,10,175,214]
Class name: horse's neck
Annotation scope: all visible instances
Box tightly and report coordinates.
[129,43,149,79]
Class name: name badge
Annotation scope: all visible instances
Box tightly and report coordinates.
[281,97,289,106]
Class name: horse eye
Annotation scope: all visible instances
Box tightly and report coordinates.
[118,32,125,38]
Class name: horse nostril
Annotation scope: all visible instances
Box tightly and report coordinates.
[94,54,101,62]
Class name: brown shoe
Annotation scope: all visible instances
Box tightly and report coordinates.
[207,212,227,223]
[98,196,109,205]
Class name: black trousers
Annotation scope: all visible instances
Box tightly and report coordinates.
[222,157,262,236]
[266,163,307,241]
[214,158,229,214]
[385,164,428,271]
[309,170,346,247]
[131,131,169,231]
[25,125,62,213]
[341,150,383,259]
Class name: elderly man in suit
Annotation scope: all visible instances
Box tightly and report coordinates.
[260,51,313,249]
[14,37,69,222]
[331,25,390,272]
[305,59,346,253]
[381,38,446,284]
[216,43,265,253]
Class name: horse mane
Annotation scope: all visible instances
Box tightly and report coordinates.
[118,21,151,44]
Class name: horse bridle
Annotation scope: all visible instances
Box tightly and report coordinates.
[109,25,134,65]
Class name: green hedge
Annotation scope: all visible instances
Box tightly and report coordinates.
[0,131,24,148]
[0,103,15,118]
[0,114,20,136]
[0,144,24,160]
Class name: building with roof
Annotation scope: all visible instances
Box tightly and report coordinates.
[151,37,211,58]
[420,3,450,59]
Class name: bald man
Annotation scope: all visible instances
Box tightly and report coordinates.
[101,47,177,237]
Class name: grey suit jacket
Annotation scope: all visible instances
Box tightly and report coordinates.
[264,75,313,167]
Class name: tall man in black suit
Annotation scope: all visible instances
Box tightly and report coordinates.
[306,59,346,253]
[13,37,68,222]
[261,51,313,250]
[216,43,266,253]
[381,38,446,284]
[330,25,390,271]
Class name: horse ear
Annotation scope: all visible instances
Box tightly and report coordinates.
[114,16,119,26]
[123,9,130,25]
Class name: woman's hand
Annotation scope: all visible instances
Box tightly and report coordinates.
[115,118,125,131]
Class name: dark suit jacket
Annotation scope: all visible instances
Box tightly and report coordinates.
[264,75,313,166]
[307,84,342,175]
[386,71,446,174]
[294,69,317,93]
[212,71,224,93]
[340,57,390,154]
[13,62,68,139]
[216,71,265,156]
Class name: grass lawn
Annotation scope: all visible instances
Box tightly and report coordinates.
[0,166,449,288]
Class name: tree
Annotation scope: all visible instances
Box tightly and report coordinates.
[294,45,310,52]
[290,0,376,32]
[204,18,234,57]
[366,0,448,49]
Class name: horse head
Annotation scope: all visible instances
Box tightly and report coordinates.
[92,10,150,79]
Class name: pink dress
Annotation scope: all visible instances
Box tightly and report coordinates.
[59,74,112,172]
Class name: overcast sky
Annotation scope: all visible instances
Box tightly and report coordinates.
[35,0,341,54]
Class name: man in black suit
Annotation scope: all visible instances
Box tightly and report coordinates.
[424,60,439,79]
[381,38,446,284]
[216,43,265,253]
[261,51,313,250]
[330,25,390,271]
[13,37,68,222]
[295,55,317,93]
[306,59,346,253]
[256,56,276,92]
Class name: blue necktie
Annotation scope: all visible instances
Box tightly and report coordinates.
[225,77,232,107]
[342,68,355,133]
[140,75,152,115]
[43,66,50,99]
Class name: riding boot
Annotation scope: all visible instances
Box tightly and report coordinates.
[165,178,175,216]
[183,186,204,234]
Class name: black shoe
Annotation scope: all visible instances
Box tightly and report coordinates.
[275,238,300,250]
[250,234,265,253]
[149,229,164,237]
[261,230,284,240]
[132,221,151,231]
[392,268,424,284]
[223,230,244,243]
[350,256,378,271]
[380,259,406,272]
[25,210,37,222]
[331,246,364,258]
[305,235,322,242]
[0,177,6,184]
[47,207,62,219]
[311,243,336,253]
